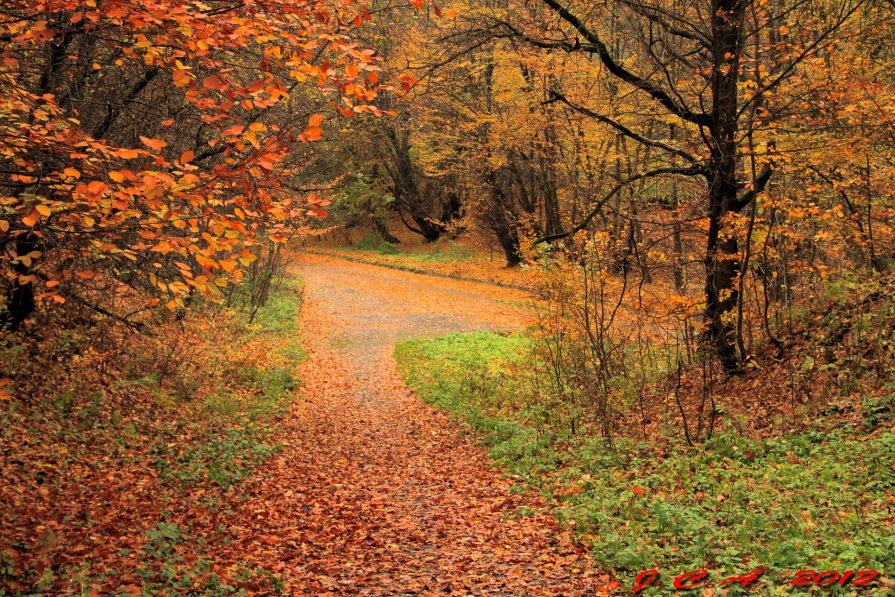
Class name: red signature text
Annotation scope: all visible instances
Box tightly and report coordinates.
[631,568,879,592]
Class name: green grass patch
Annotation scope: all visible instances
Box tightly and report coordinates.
[250,278,306,340]
[152,280,305,491]
[395,331,895,594]
[124,521,282,596]
[342,235,475,263]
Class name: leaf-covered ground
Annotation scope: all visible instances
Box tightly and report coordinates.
[1,281,307,594]
[3,253,613,594]
[219,253,603,593]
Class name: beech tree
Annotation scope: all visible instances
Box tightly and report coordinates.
[0,0,379,329]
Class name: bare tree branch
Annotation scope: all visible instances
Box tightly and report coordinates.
[545,91,700,163]
[539,0,713,128]
[535,165,707,244]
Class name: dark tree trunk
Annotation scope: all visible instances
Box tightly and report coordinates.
[486,171,523,266]
[1,233,38,330]
[382,126,446,242]
[494,213,523,267]
[3,24,82,329]
[704,0,747,373]
[374,216,399,243]
[671,125,686,294]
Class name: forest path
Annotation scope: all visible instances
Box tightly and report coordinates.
[227,253,599,594]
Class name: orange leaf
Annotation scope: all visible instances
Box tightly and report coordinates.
[203,74,227,90]
[222,124,245,136]
[180,150,195,164]
[302,127,323,141]
[172,70,191,88]
[139,136,168,151]
[86,180,108,200]
[109,170,133,182]
[22,208,40,227]
[111,148,141,159]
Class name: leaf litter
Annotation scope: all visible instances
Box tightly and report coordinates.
[219,254,603,594]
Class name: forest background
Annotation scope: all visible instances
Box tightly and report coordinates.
[1,0,893,593]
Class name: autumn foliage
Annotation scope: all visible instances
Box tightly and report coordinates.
[0,0,382,328]
[315,0,895,373]
[2,0,895,592]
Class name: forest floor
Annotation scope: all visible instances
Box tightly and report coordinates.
[3,249,890,595]
[222,252,604,593]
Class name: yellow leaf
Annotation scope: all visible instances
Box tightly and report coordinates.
[239,253,258,266]
[35,204,51,217]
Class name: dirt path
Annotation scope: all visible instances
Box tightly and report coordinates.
[227,253,599,594]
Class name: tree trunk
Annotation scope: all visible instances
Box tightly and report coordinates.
[486,171,523,266]
[383,126,445,242]
[2,233,38,330]
[374,216,399,243]
[704,0,746,373]
[670,125,686,293]
[494,213,523,266]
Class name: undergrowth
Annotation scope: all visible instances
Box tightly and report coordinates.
[0,278,305,595]
[395,327,894,594]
